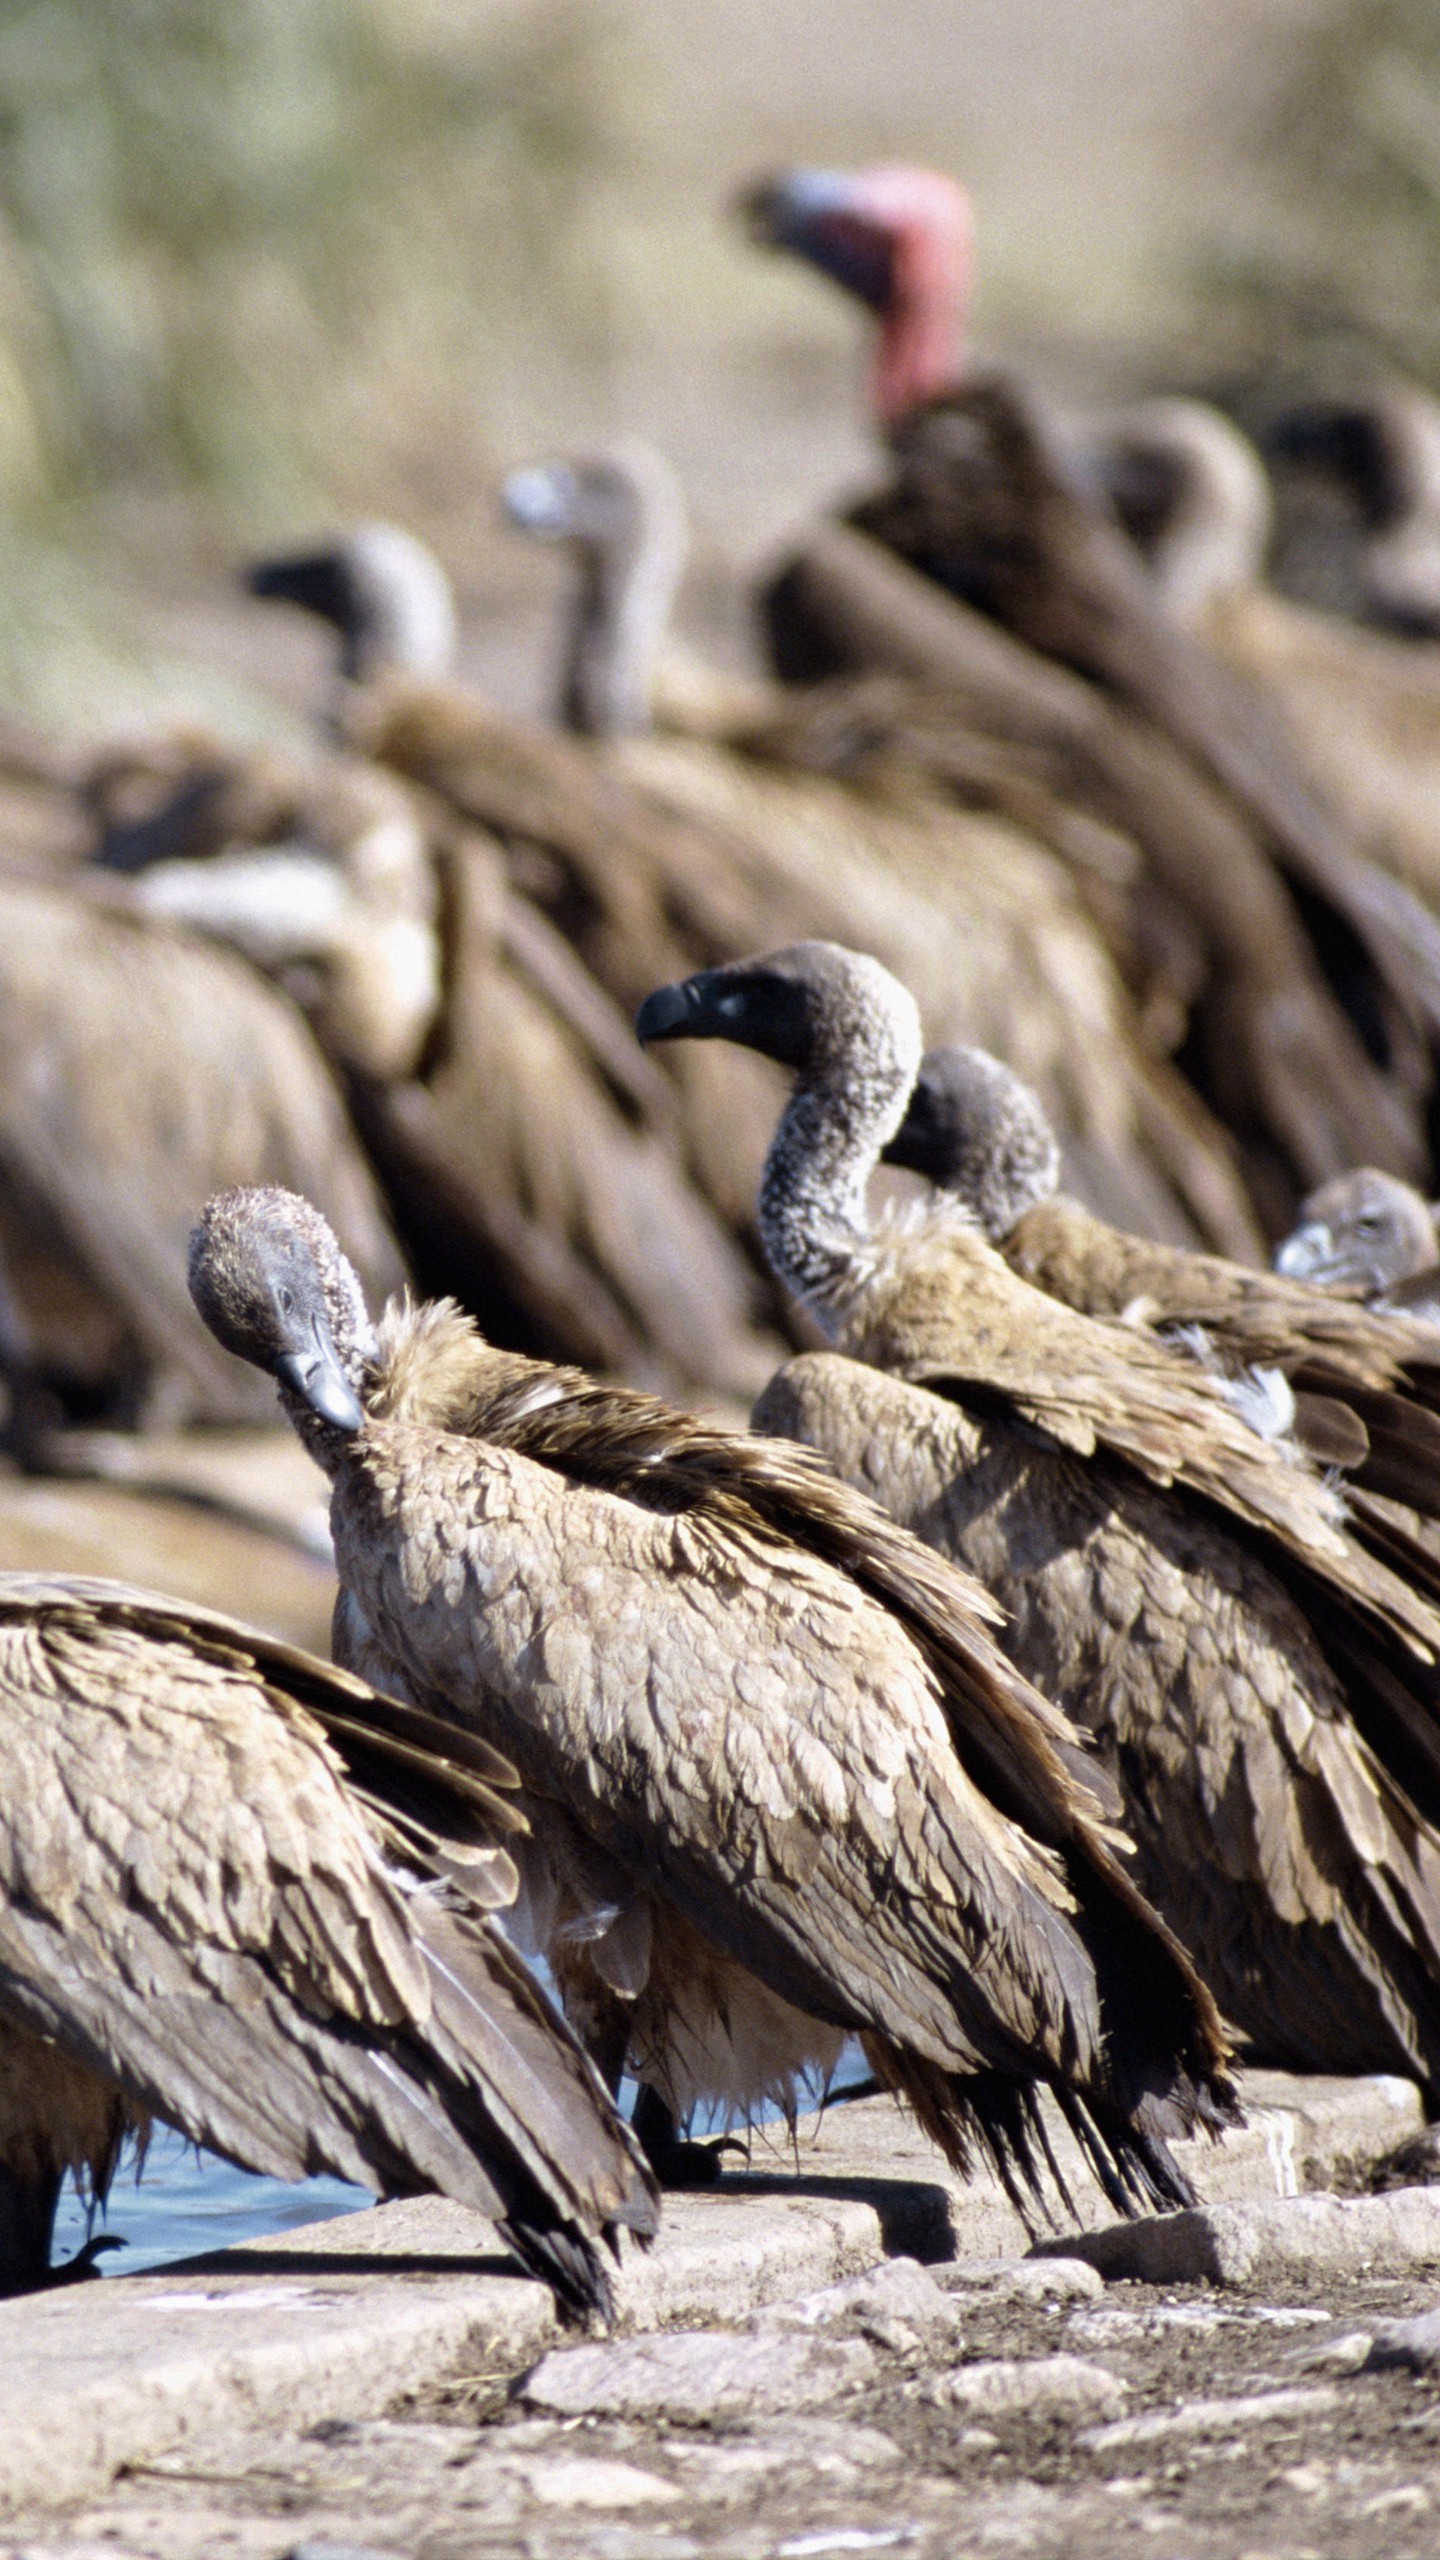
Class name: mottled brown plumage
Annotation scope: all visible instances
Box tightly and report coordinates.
[645,939,1440,2088]
[189,1182,1238,2228]
[496,438,1259,1258]
[0,879,401,1435]
[886,1042,1440,1517]
[0,1572,655,2312]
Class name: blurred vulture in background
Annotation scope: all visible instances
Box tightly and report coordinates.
[639,938,1440,2094]
[1097,396,1440,921]
[1274,1170,1440,1325]
[740,165,1440,1232]
[1264,383,1440,636]
[0,1574,655,2313]
[89,563,781,1409]
[499,437,1259,1257]
[190,1180,1238,2223]
[0,877,401,1443]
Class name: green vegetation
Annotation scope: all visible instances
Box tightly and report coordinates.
[0,0,619,516]
[1207,0,1440,387]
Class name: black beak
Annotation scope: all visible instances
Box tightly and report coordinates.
[273,1318,365,1433]
[636,974,720,1045]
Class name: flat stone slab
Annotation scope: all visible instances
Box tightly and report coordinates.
[931,2354,1126,2424]
[0,2068,1423,2515]
[1037,2185,1440,2287]
[517,2326,877,2421]
[0,2261,554,2513]
[1077,2382,1343,2455]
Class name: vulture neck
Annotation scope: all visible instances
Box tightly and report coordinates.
[1122,403,1272,627]
[759,1021,921,1329]
[562,509,685,741]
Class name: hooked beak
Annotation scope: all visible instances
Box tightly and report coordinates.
[273,1318,365,1433]
[1273,1222,1344,1284]
[636,972,724,1046]
[735,169,894,312]
[501,463,576,538]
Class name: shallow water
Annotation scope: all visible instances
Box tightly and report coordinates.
[56,2041,874,2280]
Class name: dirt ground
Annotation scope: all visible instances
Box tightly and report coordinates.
[11,2256,1440,2560]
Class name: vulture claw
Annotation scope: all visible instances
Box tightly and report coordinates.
[631,2085,746,2187]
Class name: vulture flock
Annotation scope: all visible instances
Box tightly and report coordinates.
[11,161,1440,2315]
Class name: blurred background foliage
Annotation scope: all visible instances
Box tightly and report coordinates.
[1204,0,1440,393]
[0,0,622,522]
[0,1,1435,728]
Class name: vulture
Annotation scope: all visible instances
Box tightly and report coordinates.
[638,937,1440,2090]
[188,1180,1238,2224]
[1275,1171,1440,1324]
[740,164,1440,1228]
[1100,396,1440,920]
[0,1572,655,2314]
[0,876,402,1441]
[101,541,779,1410]
[881,1039,1440,1512]
[497,436,1261,1257]
[1266,383,1440,637]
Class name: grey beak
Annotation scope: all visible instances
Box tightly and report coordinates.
[1273,1222,1333,1281]
[274,1321,365,1432]
[636,977,709,1045]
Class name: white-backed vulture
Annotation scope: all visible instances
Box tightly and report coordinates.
[93,563,779,1409]
[187,1181,1238,2224]
[740,165,1440,1224]
[1100,396,1440,921]
[0,1572,655,2313]
[490,439,1261,1257]
[1275,1171,1440,1324]
[638,938,1440,2089]
[880,1041,1440,1513]
[0,877,402,1440]
[1267,385,1440,638]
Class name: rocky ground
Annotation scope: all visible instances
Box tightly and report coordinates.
[5,2080,1440,2560]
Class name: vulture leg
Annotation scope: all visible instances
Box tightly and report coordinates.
[0,2163,117,2295]
[630,2085,743,2190]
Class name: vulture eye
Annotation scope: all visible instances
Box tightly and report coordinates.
[278,1285,296,1316]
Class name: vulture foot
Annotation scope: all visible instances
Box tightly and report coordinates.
[632,2085,745,2188]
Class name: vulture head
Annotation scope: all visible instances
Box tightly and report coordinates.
[737,163,972,424]
[881,1042,1062,1240]
[638,939,920,1090]
[247,522,457,683]
[1273,1168,1440,1297]
[1266,385,1440,636]
[1084,398,1274,626]
[639,941,924,1313]
[189,1186,374,1439]
[502,440,689,738]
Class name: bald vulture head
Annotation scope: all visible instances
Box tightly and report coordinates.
[639,940,922,1315]
[189,1184,375,1449]
[502,440,689,738]
[881,1043,1062,1240]
[738,163,972,424]
[1274,1169,1440,1299]
[247,521,458,683]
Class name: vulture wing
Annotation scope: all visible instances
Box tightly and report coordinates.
[0,1574,655,2317]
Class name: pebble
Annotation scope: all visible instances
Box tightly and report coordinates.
[516,2327,876,2422]
[934,2256,1103,2306]
[929,2355,1127,2424]
[1364,2306,1440,2373]
[1077,2382,1342,2455]
[753,2257,961,2351]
